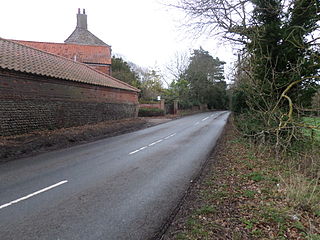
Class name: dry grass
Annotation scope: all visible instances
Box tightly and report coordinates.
[163,117,320,240]
[280,173,320,217]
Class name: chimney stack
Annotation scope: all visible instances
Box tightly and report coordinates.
[76,8,87,30]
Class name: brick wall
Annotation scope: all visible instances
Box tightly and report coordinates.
[88,64,111,75]
[0,69,139,136]
[139,100,165,110]
[139,103,162,109]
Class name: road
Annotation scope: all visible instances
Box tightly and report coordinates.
[0,111,230,240]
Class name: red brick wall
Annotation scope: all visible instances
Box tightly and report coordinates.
[139,100,165,110]
[139,103,162,109]
[89,65,111,75]
[0,69,138,136]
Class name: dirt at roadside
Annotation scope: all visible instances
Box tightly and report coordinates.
[0,117,168,163]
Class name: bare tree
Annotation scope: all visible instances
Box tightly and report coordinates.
[167,0,254,43]
[167,0,320,153]
[165,51,190,82]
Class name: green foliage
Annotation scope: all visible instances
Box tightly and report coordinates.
[231,86,248,114]
[234,111,268,136]
[111,56,141,88]
[301,117,320,141]
[165,47,228,110]
[243,190,257,198]
[244,171,265,182]
[230,0,320,149]
[112,57,167,102]
[165,79,194,109]
[312,89,320,115]
[138,107,164,117]
[195,205,216,215]
[139,70,164,101]
[186,48,227,108]
[247,0,319,107]
[138,99,160,104]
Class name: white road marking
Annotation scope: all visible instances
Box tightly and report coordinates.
[129,146,148,155]
[164,133,176,139]
[149,139,162,146]
[129,149,140,155]
[0,180,68,210]
[129,133,177,155]
[194,121,200,125]
[202,117,209,121]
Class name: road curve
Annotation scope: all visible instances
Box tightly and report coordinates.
[0,111,230,240]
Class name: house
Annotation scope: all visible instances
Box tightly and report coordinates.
[14,9,112,75]
[0,38,139,136]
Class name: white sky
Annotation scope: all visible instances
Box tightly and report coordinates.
[0,0,236,82]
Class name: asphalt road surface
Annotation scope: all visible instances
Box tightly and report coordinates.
[0,111,230,240]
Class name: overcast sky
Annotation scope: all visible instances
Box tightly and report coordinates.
[1,0,236,82]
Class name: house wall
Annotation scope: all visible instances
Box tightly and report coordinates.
[0,69,139,136]
[87,64,111,76]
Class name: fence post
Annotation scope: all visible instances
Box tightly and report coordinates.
[173,100,178,115]
[160,99,165,110]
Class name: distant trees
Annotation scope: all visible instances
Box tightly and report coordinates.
[111,56,164,101]
[185,48,227,109]
[111,57,141,88]
[139,69,164,100]
[112,49,228,110]
[165,48,228,109]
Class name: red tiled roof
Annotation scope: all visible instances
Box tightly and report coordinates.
[13,40,111,65]
[0,38,139,92]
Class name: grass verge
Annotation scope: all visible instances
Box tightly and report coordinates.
[162,117,320,240]
[302,116,320,142]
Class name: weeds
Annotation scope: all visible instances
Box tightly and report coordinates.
[280,173,320,213]
[164,120,319,240]
[244,171,265,182]
[242,190,257,198]
[195,205,216,215]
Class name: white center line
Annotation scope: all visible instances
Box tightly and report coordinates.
[129,149,140,155]
[149,139,162,146]
[0,180,68,210]
[202,117,209,121]
[129,133,177,155]
[138,146,147,151]
[129,146,148,155]
[164,133,176,139]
